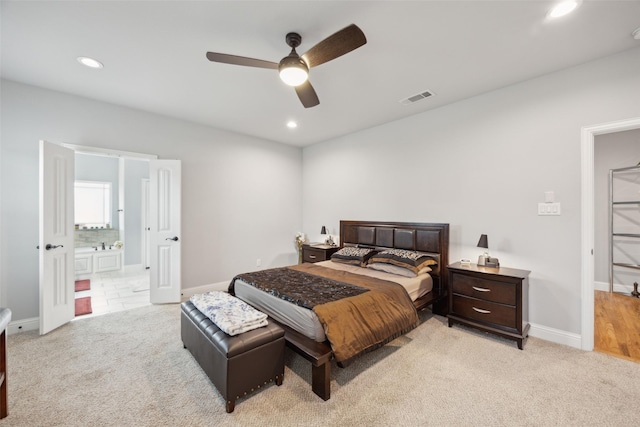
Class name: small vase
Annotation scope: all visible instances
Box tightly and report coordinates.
[298,251,303,264]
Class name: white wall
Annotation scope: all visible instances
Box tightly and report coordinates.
[303,47,640,338]
[594,129,640,290]
[0,80,302,321]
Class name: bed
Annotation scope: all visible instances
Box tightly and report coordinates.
[230,220,450,400]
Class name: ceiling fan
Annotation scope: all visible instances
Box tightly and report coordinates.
[206,24,366,108]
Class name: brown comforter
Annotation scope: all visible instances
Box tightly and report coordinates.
[231,263,419,366]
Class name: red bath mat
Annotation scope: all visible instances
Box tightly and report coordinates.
[75,297,92,316]
[75,279,90,292]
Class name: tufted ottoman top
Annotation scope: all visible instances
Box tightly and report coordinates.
[181,301,283,357]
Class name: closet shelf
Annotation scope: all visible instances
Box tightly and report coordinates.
[612,262,640,270]
[612,233,640,238]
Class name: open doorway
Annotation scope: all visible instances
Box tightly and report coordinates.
[581,117,640,352]
[591,128,640,361]
[73,152,150,318]
[40,141,182,333]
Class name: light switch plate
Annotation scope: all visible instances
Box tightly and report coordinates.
[538,202,561,215]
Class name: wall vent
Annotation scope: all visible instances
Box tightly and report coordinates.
[400,90,435,105]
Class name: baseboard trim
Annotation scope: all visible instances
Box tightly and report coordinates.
[7,317,39,335]
[529,322,581,349]
[594,280,634,294]
[180,281,230,301]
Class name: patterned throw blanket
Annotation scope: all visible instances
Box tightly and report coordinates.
[229,266,369,309]
[230,263,419,366]
[190,291,268,336]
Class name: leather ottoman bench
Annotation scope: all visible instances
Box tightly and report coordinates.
[181,300,285,413]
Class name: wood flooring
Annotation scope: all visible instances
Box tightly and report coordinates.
[594,290,640,362]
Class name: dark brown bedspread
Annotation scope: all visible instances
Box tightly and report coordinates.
[232,263,419,366]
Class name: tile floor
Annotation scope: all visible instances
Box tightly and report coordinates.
[74,269,151,319]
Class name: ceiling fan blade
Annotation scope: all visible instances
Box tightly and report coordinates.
[295,80,320,108]
[206,52,278,70]
[302,24,366,68]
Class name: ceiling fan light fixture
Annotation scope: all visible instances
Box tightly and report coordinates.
[278,55,309,86]
[206,25,365,107]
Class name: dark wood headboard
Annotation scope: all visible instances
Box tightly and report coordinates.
[339,220,450,314]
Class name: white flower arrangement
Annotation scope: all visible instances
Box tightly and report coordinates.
[114,241,123,249]
[295,232,307,264]
[295,232,307,251]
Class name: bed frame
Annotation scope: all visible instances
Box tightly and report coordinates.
[275,220,450,401]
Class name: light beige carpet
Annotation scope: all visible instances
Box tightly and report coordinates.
[2,304,640,426]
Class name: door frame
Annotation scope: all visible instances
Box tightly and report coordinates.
[141,178,151,269]
[581,116,640,351]
[59,143,158,301]
[62,144,157,161]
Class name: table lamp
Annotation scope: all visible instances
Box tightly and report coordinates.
[477,234,499,267]
[320,225,335,246]
[477,234,489,266]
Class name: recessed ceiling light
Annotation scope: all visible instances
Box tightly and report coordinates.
[77,56,103,69]
[286,121,298,129]
[548,1,579,19]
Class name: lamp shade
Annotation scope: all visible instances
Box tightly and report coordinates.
[477,234,488,249]
[320,226,327,235]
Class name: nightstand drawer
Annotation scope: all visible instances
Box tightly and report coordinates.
[451,272,516,305]
[452,295,516,329]
[302,245,340,263]
[303,248,326,263]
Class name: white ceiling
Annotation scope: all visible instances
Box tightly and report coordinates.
[2,1,639,147]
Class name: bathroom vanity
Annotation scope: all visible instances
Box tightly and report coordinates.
[75,247,123,277]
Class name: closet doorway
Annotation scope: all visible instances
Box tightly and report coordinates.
[591,127,640,361]
[581,117,640,353]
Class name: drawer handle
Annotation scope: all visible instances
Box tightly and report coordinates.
[309,255,316,259]
[472,286,491,292]
[472,307,491,314]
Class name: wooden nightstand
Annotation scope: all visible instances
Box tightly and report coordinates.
[447,262,530,349]
[302,244,340,263]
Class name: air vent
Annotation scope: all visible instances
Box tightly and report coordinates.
[400,90,435,105]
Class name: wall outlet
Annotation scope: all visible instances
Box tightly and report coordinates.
[256,258,261,267]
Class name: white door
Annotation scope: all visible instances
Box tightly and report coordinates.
[39,140,75,334]
[149,160,181,303]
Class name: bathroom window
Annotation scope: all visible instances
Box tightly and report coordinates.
[75,181,112,228]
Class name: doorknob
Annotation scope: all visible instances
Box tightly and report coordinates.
[45,244,64,250]
[165,236,179,242]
